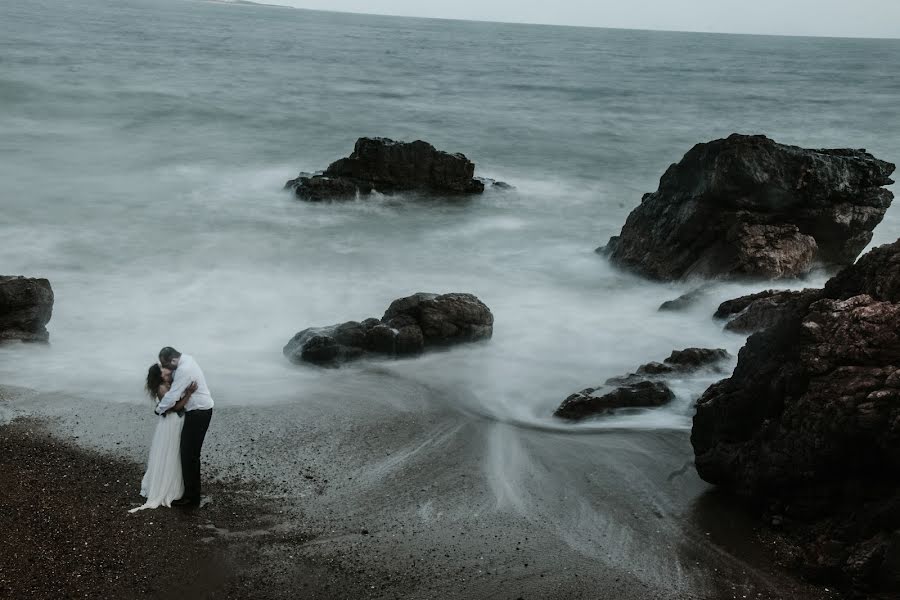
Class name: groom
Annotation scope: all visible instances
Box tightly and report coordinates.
[156,346,214,508]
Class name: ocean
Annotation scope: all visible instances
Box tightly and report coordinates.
[2,0,899,430]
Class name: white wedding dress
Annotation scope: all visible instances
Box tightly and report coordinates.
[129,412,184,513]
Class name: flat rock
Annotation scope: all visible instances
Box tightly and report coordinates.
[0,276,54,343]
[554,381,675,420]
[602,134,895,280]
[556,347,731,420]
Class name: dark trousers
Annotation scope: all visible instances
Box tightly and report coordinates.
[181,408,212,502]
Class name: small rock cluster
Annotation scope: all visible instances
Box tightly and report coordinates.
[554,348,731,420]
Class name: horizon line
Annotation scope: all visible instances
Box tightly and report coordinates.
[205,0,900,41]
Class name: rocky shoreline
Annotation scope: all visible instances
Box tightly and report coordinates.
[1,383,843,600]
[4,131,896,599]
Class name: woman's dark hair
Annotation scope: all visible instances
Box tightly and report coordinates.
[146,363,164,400]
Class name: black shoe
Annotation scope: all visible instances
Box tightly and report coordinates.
[171,497,200,508]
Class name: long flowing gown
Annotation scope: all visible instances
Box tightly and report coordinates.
[129,412,184,513]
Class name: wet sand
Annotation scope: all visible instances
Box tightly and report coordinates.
[0,417,422,599]
[0,381,838,599]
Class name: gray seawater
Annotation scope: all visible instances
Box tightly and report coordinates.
[2,0,899,430]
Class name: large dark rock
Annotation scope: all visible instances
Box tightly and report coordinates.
[602,134,895,280]
[691,239,900,593]
[555,347,731,420]
[0,276,54,343]
[382,292,494,345]
[283,293,493,366]
[285,138,492,201]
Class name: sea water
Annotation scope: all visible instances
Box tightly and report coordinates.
[1,0,898,431]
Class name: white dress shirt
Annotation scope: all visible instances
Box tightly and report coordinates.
[155,354,215,414]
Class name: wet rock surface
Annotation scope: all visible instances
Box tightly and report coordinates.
[691,238,900,595]
[714,288,820,334]
[285,138,501,200]
[555,380,675,420]
[0,276,54,343]
[658,286,712,311]
[555,347,731,420]
[602,134,895,280]
[283,292,493,366]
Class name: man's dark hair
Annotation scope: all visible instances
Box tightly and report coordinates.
[158,347,182,363]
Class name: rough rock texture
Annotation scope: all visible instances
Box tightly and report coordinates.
[823,238,900,303]
[0,276,54,343]
[555,381,674,420]
[715,288,820,333]
[283,293,493,366]
[285,138,490,200]
[660,347,732,370]
[555,347,731,420]
[602,134,895,280]
[691,239,900,594]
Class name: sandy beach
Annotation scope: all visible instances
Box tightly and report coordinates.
[1,381,839,599]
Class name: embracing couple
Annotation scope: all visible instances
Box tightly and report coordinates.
[129,347,214,513]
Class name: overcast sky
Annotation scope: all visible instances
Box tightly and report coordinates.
[267,0,900,38]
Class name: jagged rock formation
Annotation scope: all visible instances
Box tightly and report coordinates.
[601,134,895,280]
[692,238,900,594]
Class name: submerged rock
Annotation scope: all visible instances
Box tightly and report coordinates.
[0,276,54,343]
[480,178,513,190]
[283,292,493,366]
[555,347,731,420]
[285,138,505,200]
[691,238,900,594]
[602,134,895,280]
[658,286,711,312]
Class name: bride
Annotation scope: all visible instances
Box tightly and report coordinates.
[129,364,197,513]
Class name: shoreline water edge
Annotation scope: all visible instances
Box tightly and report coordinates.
[2,382,839,599]
[3,1,899,598]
